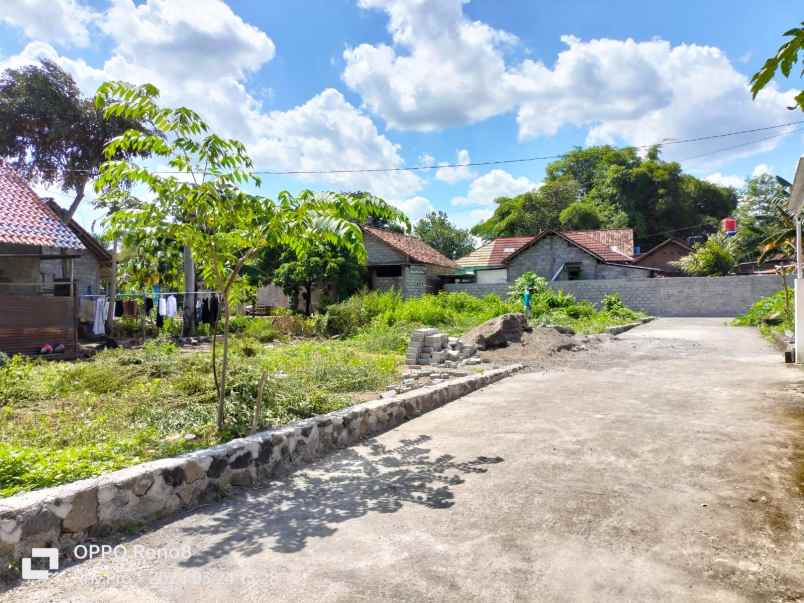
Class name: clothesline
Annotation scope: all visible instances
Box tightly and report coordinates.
[80,290,221,299]
[87,291,221,336]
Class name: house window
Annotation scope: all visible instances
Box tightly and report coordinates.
[566,263,582,280]
[375,265,402,278]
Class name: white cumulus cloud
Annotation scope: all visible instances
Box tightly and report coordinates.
[343,0,517,131]
[250,88,423,200]
[393,195,434,222]
[344,0,798,164]
[704,173,745,189]
[0,0,97,47]
[452,169,537,206]
[435,149,475,183]
[752,163,773,177]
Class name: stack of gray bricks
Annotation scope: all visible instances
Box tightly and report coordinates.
[406,328,478,366]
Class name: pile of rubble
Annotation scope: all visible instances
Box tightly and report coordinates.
[406,327,480,368]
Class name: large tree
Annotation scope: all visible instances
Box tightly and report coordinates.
[472,146,735,247]
[95,81,406,431]
[271,240,364,315]
[414,210,474,259]
[0,59,145,221]
[471,177,579,239]
[733,173,791,262]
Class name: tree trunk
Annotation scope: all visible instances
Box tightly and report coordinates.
[106,239,118,334]
[182,246,195,337]
[216,296,231,432]
[305,283,312,316]
[63,180,87,223]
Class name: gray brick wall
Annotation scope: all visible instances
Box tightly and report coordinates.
[403,265,428,297]
[508,235,651,282]
[445,275,784,317]
[364,232,406,264]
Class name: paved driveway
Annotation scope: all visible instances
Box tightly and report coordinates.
[5,318,804,601]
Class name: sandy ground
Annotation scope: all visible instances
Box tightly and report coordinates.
[4,318,803,602]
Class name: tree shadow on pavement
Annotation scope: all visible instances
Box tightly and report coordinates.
[179,435,503,567]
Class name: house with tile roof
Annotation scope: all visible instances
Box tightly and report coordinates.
[362,225,458,297]
[632,238,692,275]
[0,163,107,357]
[456,229,656,285]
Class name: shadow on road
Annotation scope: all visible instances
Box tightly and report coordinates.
[179,435,503,566]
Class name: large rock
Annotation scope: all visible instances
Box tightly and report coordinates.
[461,313,531,350]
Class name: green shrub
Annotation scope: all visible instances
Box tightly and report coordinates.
[242,317,280,342]
[733,289,793,328]
[671,233,737,276]
[351,321,415,353]
[600,292,641,321]
[508,272,549,304]
[320,290,518,337]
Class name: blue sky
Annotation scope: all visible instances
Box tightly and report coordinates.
[1,0,802,231]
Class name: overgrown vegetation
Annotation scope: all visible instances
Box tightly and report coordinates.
[318,289,519,343]
[0,336,399,497]
[505,273,646,333]
[733,289,793,339]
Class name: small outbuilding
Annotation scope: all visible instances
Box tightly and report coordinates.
[633,238,692,275]
[0,164,110,357]
[362,226,458,297]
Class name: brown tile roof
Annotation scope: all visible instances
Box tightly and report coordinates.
[456,236,534,268]
[561,229,635,263]
[362,226,458,268]
[0,165,84,249]
[463,229,636,267]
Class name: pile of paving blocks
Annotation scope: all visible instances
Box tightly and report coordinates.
[406,328,479,367]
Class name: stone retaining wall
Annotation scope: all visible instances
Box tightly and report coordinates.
[0,365,521,577]
[446,275,783,317]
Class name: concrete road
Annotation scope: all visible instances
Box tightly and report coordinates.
[5,318,804,602]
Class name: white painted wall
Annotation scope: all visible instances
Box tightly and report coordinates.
[476,268,508,284]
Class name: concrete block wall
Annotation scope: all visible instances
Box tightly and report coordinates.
[507,236,651,282]
[445,275,784,317]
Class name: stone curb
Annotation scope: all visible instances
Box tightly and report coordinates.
[0,364,523,576]
[605,317,654,336]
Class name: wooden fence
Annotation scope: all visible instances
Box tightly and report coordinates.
[0,294,77,358]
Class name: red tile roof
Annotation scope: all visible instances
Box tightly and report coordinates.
[458,229,636,267]
[456,236,534,268]
[633,238,691,264]
[362,226,458,268]
[0,165,84,249]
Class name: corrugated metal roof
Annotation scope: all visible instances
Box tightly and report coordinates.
[0,164,85,250]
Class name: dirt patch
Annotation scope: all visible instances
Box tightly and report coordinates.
[477,327,606,370]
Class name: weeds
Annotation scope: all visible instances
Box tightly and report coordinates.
[0,337,399,497]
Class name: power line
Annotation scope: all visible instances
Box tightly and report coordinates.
[676,126,802,162]
[252,120,804,176]
[55,119,804,177]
